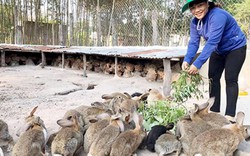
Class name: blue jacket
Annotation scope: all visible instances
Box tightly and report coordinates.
[184,7,246,69]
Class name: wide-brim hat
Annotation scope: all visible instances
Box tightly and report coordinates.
[181,0,216,13]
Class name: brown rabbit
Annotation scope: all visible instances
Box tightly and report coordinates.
[46,108,86,154]
[109,112,146,156]
[62,109,86,133]
[118,99,139,124]
[101,92,132,100]
[51,114,84,156]
[175,103,213,155]
[16,106,45,137]
[196,97,230,127]
[94,92,134,115]
[83,113,111,153]
[155,131,182,156]
[62,105,112,134]
[88,114,124,156]
[146,88,165,106]
[12,116,47,156]
[190,111,248,156]
[0,119,14,154]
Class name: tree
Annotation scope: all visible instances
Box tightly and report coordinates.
[227,0,250,38]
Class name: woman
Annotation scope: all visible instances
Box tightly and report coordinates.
[181,0,247,121]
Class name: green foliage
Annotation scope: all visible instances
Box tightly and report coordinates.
[137,100,186,131]
[226,0,250,37]
[137,71,205,131]
[171,71,204,104]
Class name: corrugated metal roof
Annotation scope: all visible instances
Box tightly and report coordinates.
[0,44,65,52]
[0,44,202,59]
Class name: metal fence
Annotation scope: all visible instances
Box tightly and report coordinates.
[0,0,248,46]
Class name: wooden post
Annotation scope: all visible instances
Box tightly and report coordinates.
[62,52,65,69]
[1,49,5,67]
[114,56,118,77]
[163,58,172,96]
[41,51,46,68]
[83,54,87,77]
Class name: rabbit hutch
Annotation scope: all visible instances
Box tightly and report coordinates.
[0,44,191,96]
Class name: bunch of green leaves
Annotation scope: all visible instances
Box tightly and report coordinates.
[171,70,204,104]
[137,100,186,131]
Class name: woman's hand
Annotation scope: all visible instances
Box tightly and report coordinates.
[182,61,190,71]
[188,64,199,74]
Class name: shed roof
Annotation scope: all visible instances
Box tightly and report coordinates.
[0,44,202,60]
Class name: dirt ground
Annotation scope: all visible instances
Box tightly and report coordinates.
[0,65,166,156]
[1,65,250,156]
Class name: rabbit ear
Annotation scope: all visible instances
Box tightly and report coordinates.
[116,119,124,132]
[235,112,245,127]
[166,122,174,130]
[29,106,38,117]
[101,94,114,99]
[139,92,149,101]
[123,92,132,99]
[193,104,199,113]
[207,97,215,111]
[57,119,74,127]
[33,116,41,124]
[91,101,103,107]
[24,123,34,131]
[89,119,98,123]
[180,114,191,120]
[111,113,121,120]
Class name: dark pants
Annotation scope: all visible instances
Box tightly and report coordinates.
[209,45,246,117]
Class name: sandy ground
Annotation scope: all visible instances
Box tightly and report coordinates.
[0,65,164,156]
[1,65,250,156]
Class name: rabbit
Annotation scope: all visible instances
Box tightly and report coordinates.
[189,111,248,156]
[118,98,140,124]
[101,92,132,100]
[96,92,144,115]
[62,105,111,133]
[175,103,213,155]
[146,88,165,106]
[146,122,175,152]
[16,106,46,137]
[12,116,47,156]
[88,113,124,156]
[46,108,86,154]
[83,113,111,153]
[91,92,131,112]
[0,119,14,153]
[109,112,146,156]
[155,131,182,156]
[62,109,86,133]
[51,114,84,156]
[130,92,149,102]
[234,139,250,156]
[195,97,230,128]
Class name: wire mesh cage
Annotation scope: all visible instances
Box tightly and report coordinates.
[0,0,248,46]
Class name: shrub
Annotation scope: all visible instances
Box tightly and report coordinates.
[138,71,204,131]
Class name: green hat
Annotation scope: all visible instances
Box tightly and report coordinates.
[181,0,215,13]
